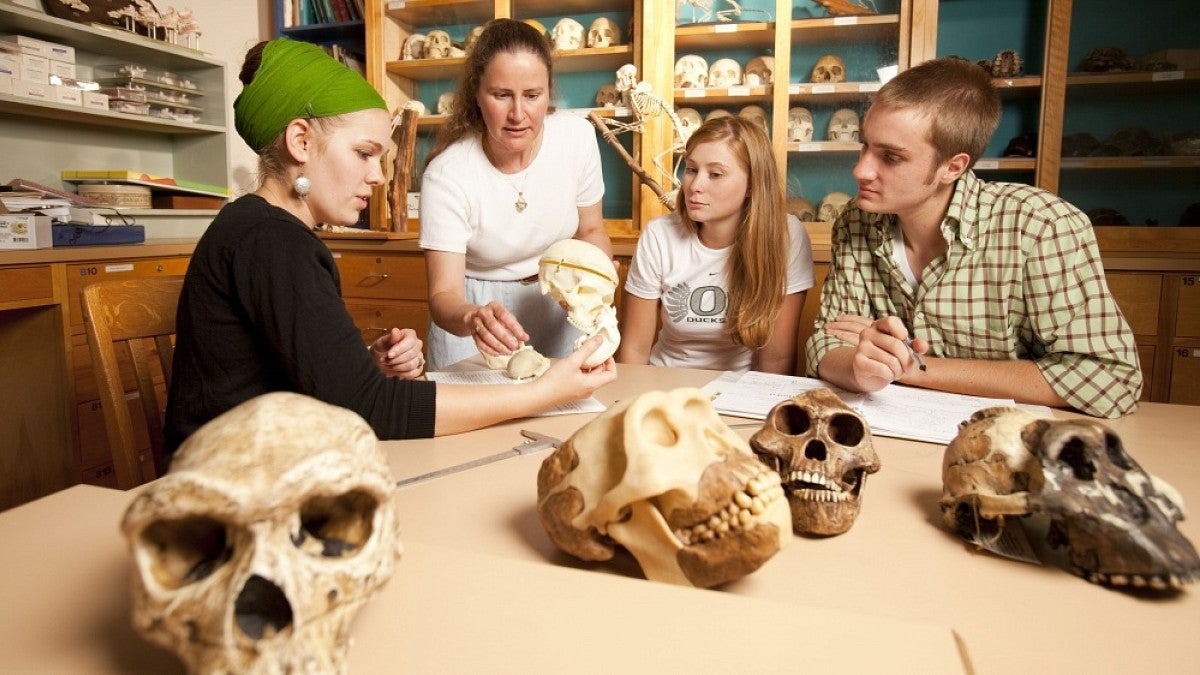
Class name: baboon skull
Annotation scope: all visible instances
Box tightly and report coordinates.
[750,389,879,535]
[811,54,846,83]
[121,392,401,674]
[940,407,1200,590]
[538,239,620,367]
[537,388,791,587]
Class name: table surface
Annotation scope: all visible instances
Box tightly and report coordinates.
[2,363,1197,673]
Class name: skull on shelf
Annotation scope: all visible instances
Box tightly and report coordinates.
[538,239,620,368]
[750,388,879,535]
[940,407,1200,590]
[811,54,846,83]
[595,83,620,108]
[551,17,585,51]
[818,191,852,222]
[786,196,817,222]
[707,57,743,88]
[1078,46,1133,72]
[675,107,703,145]
[674,54,709,89]
[423,30,452,59]
[738,105,770,136]
[121,392,401,674]
[436,91,455,115]
[464,25,484,53]
[537,388,791,587]
[991,49,1024,77]
[401,33,425,60]
[744,56,775,86]
[587,17,621,48]
[704,108,733,123]
[787,107,814,143]
[827,108,860,142]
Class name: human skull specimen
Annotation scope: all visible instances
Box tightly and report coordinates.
[818,191,852,222]
[401,33,425,60]
[595,83,619,108]
[551,17,585,50]
[675,107,702,144]
[827,107,860,142]
[707,58,743,88]
[436,91,456,115]
[787,196,817,222]
[587,17,621,48]
[616,63,639,94]
[738,105,770,136]
[537,388,791,587]
[744,56,774,86]
[674,54,708,89]
[538,239,620,368]
[811,54,846,83]
[121,392,401,673]
[787,107,814,143]
[940,407,1200,590]
[750,389,879,535]
[423,30,452,59]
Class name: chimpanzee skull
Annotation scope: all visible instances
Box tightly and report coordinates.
[587,17,621,48]
[750,389,879,535]
[674,54,708,89]
[675,107,702,144]
[537,388,791,587]
[423,30,452,59]
[436,91,455,115]
[707,58,743,88]
[551,18,585,50]
[818,191,852,222]
[811,54,846,83]
[401,33,425,60]
[538,239,620,367]
[744,56,774,86]
[121,393,400,674]
[827,107,860,142]
[738,105,770,136]
[787,107,814,143]
[787,196,817,222]
[595,83,619,108]
[941,407,1200,590]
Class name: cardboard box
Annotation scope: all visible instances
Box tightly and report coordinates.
[81,90,109,111]
[0,73,12,95]
[18,53,48,82]
[0,213,53,250]
[48,60,75,79]
[0,52,17,77]
[52,84,81,105]
[0,34,73,62]
[12,80,52,102]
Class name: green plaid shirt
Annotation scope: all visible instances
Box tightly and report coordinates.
[805,171,1142,418]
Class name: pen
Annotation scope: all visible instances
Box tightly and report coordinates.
[903,337,927,372]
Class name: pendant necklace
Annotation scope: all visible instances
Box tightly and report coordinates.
[503,169,529,213]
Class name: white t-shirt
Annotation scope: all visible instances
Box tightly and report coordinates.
[624,213,814,372]
[418,112,604,281]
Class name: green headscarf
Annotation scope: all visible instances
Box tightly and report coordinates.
[233,38,387,154]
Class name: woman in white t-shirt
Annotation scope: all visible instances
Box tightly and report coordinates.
[419,19,614,370]
[619,116,814,374]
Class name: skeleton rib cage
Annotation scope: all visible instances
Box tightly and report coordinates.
[598,85,688,202]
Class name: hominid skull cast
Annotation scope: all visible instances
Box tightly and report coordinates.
[121,392,401,674]
[537,388,791,587]
[750,388,879,535]
[538,239,620,368]
[941,407,1200,590]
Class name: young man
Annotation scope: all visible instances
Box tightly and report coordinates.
[805,57,1141,418]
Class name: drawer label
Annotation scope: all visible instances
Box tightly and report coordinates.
[104,264,134,273]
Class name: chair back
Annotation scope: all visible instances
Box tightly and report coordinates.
[80,276,183,489]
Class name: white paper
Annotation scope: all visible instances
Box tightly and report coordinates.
[426,370,606,417]
[708,371,1045,445]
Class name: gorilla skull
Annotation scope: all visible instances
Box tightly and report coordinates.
[750,388,879,535]
[538,239,620,368]
[121,392,401,674]
[537,388,791,587]
[940,407,1200,590]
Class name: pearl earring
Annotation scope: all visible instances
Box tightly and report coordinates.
[293,173,311,199]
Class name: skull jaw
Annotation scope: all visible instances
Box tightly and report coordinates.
[1046,515,1200,591]
[788,495,862,536]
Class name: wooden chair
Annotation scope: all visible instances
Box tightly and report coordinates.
[80,276,184,489]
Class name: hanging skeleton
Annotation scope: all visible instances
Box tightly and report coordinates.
[676,0,771,24]
[588,65,688,209]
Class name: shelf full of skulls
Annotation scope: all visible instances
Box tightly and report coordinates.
[366,0,639,232]
[1056,0,1200,230]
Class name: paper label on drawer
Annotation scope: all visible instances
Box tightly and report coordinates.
[104,264,134,273]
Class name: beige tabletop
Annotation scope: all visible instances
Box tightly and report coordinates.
[382,364,1200,674]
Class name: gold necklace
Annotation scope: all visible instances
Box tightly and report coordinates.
[501,169,529,213]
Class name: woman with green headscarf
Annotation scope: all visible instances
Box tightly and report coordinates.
[165,39,615,464]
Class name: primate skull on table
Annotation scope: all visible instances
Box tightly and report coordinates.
[750,388,880,535]
[538,239,620,368]
[940,407,1200,590]
[121,392,401,674]
[537,388,791,587]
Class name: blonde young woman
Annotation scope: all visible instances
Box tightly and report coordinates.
[618,115,814,374]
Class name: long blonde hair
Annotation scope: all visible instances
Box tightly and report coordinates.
[676,116,790,350]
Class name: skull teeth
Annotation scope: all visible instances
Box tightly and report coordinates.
[675,470,784,547]
[1082,568,1190,590]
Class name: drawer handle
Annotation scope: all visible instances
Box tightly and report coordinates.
[365,273,390,279]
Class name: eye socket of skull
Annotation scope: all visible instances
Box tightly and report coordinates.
[296,490,380,558]
[140,516,232,590]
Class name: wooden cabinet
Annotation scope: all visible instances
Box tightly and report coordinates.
[332,248,431,343]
